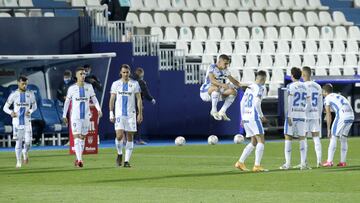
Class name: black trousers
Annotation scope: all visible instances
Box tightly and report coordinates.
[119,6,130,21]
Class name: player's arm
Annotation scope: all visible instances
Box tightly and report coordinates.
[325,105,332,138]
[3,93,16,117]
[318,93,323,119]
[27,92,37,116]
[240,94,246,126]
[227,75,242,88]
[209,73,227,89]
[109,93,116,123]
[91,95,102,118]
[255,96,267,123]
[287,92,293,126]
[136,92,143,124]
[62,89,72,124]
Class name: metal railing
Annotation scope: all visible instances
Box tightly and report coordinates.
[185,63,209,84]
[107,21,133,42]
[159,49,185,71]
[132,35,159,56]
[87,5,108,42]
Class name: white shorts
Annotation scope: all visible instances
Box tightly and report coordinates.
[306,119,321,133]
[115,115,137,132]
[243,119,264,138]
[284,118,306,137]
[331,118,353,137]
[13,125,32,143]
[71,119,90,135]
[200,89,227,102]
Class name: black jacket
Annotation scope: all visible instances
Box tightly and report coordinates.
[131,75,154,101]
[56,80,75,102]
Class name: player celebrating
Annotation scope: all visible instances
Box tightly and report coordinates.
[62,67,102,168]
[235,70,268,172]
[199,54,242,121]
[3,76,37,168]
[109,64,143,168]
[322,84,354,167]
[280,67,311,170]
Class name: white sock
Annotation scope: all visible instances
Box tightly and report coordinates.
[304,137,308,162]
[340,136,348,163]
[300,140,306,166]
[22,142,31,160]
[211,91,220,112]
[285,140,292,166]
[239,143,255,163]
[125,141,134,162]
[15,140,22,163]
[255,143,264,166]
[115,138,123,155]
[327,136,337,162]
[74,138,81,161]
[79,139,85,161]
[220,95,235,113]
[313,136,322,164]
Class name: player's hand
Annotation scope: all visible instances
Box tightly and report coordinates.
[26,111,31,117]
[98,110,103,118]
[287,117,293,126]
[151,99,156,105]
[240,120,244,128]
[10,112,17,118]
[261,116,268,123]
[327,131,331,138]
[137,114,143,124]
[62,117,68,125]
[109,111,115,123]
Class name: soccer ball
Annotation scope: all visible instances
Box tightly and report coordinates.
[207,135,218,145]
[175,136,186,146]
[234,134,244,144]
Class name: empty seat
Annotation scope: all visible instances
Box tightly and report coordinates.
[279,26,292,40]
[231,54,244,68]
[271,68,285,83]
[202,55,215,64]
[266,12,280,26]
[241,0,255,10]
[234,41,247,54]
[219,41,233,54]
[277,40,290,53]
[346,40,359,53]
[19,0,34,7]
[293,26,306,40]
[139,13,155,27]
[204,41,218,55]
[281,0,295,10]
[335,26,348,40]
[316,53,330,67]
[318,11,333,26]
[251,27,264,40]
[228,68,241,81]
[307,26,320,40]
[150,27,164,41]
[344,53,358,67]
[291,40,304,53]
[71,0,85,7]
[289,54,302,67]
[182,12,197,26]
[254,0,267,10]
[279,12,294,26]
[332,40,345,53]
[265,27,278,40]
[164,27,178,41]
[213,0,227,10]
[189,41,203,55]
[306,11,320,26]
[154,13,168,26]
[242,69,255,83]
[143,0,158,11]
[252,12,267,26]
[14,12,27,17]
[208,27,222,41]
[248,41,262,54]
[199,0,214,10]
[223,27,236,41]
[303,54,316,67]
[194,27,207,41]
[126,13,140,27]
[319,40,331,53]
[293,12,308,26]
[305,40,318,53]
[130,0,144,11]
[348,26,360,39]
[197,12,211,26]
[158,0,172,11]
[263,40,276,53]
[315,67,328,76]
[330,53,343,67]
[179,27,193,41]
[268,0,281,10]
[237,27,250,40]
[321,26,334,39]
[171,0,186,11]
[238,12,252,27]
[226,0,241,10]
[294,0,308,10]
[0,13,11,17]
[308,0,329,10]
[245,55,259,68]
[224,12,239,26]
[210,13,225,27]
[169,13,183,26]
[184,0,200,11]
[268,82,281,97]
[343,67,355,75]
[332,11,354,26]
[274,54,288,67]
[260,54,273,68]
[329,67,341,76]
[176,41,189,54]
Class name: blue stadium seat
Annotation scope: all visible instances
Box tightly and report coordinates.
[27,84,42,105]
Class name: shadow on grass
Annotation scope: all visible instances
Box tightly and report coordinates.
[0,166,115,175]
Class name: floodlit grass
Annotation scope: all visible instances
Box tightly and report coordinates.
[1,138,360,202]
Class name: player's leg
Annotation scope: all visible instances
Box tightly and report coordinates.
[115,129,125,166]
[312,131,322,167]
[208,86,221,120]
[323,120,340,167]
[124,132,134,167]
[281,119,292,170]
[14,127,24,168]
[218,88,237,121]
[235,123,255,171]
[253,134,267,172]
[338,121,352,167]
[72,119,84,167]
[22,126,32,164]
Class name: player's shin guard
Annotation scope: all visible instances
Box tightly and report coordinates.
[327,136,337,162]
[285,140,292,166]
[74,138,81,161]
[115,138,123,155]
[340,136,348,163]
[79,139,85,160]
[313,136,322,164]
[220,95,235,113]
[125,141,134,162]
[239,143,255,163]
[255,143,264,166]
[299,140,306,166]
[211,91,220,112]
[15,140,22,163]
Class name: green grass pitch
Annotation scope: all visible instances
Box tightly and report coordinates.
[1,138,360,203]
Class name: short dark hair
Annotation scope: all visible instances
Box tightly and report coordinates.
[291,67,302,80]
[121,64,131,71]
[302,66,312,76]
[218,54,230,61]
[18,75,28,82]
[135,67,144,74]
[84,64,91,69]
[256,70,267,78]
[322,83,333,93]
[76,66,85,73]
[64,70,72,77]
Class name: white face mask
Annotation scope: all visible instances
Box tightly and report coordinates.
[139,74,144,80]
[64,77,71,84]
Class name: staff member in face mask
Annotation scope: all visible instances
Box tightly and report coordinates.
[131,67,156,145]
[57,70,75,103]
[84,64,103,92]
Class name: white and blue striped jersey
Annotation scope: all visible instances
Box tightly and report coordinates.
[110,79,140,117]
[241,83,266,121]
[304,81,323,119]
[65,83,96,120]
[6,90,36,126]
[324,93,354,120]
[200,64,230,93]
[287,81,310,119]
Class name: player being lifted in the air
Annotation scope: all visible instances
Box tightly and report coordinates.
[3,76,37,168]
[199,54,242,121]
[62,67,102,168]
[235,70,268,172]
[322,84,354,167]
[109,64,143,168]
[280,67,311,170]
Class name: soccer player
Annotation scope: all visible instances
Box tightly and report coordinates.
[62,67,102,168]
[199,54,242,121]
[299,66,323,168]
[109,64,143,168]
[280,67,311,170]
[235,70,268,172]
[322,84,354,167]
[3,76,37,168]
